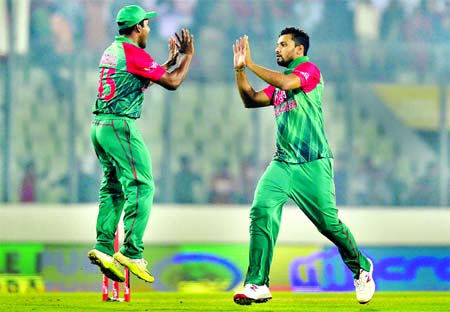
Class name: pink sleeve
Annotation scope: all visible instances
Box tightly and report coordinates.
[292,62,321,93]
[263,85,275,100]
[123,43,166,81]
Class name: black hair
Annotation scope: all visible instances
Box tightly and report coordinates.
[279,27,310,56]
[118,19,146,35]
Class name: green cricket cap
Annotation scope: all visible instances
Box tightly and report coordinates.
[116,5,157,30]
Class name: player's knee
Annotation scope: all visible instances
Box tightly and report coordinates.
[125,179,154,200]
[139,180,155,197]
[249,203,274,221]
[316,218,341,234]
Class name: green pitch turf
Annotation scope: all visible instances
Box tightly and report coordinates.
[0,292,449,312]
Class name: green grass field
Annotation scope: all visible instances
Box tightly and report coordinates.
[0,292,449,312]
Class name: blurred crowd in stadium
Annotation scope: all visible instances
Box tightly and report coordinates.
[28,0,449,81]
[1,0,448,206]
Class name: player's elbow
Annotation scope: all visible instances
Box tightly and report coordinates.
[243,99,260,109]
[159,76,181,90]
[164,84,178,91]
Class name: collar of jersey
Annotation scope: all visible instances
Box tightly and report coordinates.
[115,35,140,48]
[284,56,309,74]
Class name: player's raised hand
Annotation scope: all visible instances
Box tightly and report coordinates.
[175,28,195,56]
[165,37,180,67]
[233,36,246,69]
[243,35,253,67]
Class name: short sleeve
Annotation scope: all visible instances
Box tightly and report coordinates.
[123,42,166,81]
[292,62,321,93]
[263,85,275,100]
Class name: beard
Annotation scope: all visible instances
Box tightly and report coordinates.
[276,56,289,67]
[138,34,147,49]
[138,40,147,49]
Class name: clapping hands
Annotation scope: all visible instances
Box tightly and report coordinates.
[175,28,195,56]
[233,35,252,70]
[165,29,194,68]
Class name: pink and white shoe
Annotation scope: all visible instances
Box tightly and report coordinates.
[354,258,375,304]
[233,284,272,305]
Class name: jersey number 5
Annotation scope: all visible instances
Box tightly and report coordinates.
[98,68,116,101]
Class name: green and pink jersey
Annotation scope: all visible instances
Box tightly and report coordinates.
[93,36,166,118]
[263,56,333,164]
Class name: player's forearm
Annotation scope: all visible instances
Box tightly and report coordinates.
[161,55,178,70]
[235,70,260,108]
[165,54,193,90]
[161,62,173,71]
[247,62,292,90]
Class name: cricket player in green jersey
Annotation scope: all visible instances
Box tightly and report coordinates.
[87,5,194,283]
[232,28,375,305]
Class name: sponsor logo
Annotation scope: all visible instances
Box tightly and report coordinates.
[150,61,158,70]
[289,247,450,292]
[152,252,243,291]
[274,100,298,116]
[299,71,309,81]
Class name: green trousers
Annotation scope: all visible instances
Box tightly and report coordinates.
[91,115,154,259]
[245,158,370,286]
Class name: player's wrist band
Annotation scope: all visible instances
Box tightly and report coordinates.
[235,67,245,73]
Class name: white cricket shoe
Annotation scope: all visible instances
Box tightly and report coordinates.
[355,258,375,304]
[233,284,272,305]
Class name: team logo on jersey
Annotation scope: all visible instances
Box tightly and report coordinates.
[274,90,287,106]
